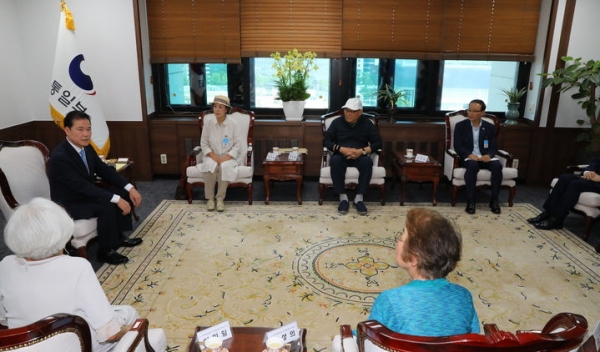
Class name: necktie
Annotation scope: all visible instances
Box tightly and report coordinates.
[79,149,89,172]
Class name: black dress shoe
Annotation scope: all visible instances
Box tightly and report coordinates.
[97,249,129,265]
[527,212,549,224]
[534,217,564,230]
[465,201,476,215]
[120,237,143,248]
[489,201,501,214]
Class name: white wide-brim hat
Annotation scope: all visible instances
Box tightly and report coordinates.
[211,95,231,108]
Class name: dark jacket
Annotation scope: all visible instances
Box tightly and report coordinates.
[48,138,128,218]
[323,115,383,153]
[453,118,497,161]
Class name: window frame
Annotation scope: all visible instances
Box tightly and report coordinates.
[151,59,531,120]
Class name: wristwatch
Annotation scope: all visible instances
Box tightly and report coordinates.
[362,148,367,155]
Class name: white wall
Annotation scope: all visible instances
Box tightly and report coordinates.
[0,0,142,130]
[537,0,600,128]
[0,0,31,127]
[2,0,598,130]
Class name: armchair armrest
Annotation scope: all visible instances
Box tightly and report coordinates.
[566,164,589,174]
[113,318,155,352]
[446,148,460,168]
[340,324,358,352]
[246,143,253,166]
[497,149,515,167]
[375,149,384,167]
[321,147,329,168]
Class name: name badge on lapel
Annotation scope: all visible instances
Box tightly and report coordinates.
[483,139,489,148]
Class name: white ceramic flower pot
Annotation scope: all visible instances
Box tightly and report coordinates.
[282,101,305,121]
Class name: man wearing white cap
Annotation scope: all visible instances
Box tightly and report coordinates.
[323,97,383,215]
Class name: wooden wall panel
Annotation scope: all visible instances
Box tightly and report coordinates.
[4,118,591,187]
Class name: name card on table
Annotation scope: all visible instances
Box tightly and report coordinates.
[415,154,429,163]
[196,321,233,343]
[288,151,299,161]
[265,321,300,343]
[265,152,278,161]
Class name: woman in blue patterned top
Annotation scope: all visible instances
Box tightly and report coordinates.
[369,207,480,336]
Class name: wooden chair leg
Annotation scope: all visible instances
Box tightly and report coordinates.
[318,184,325,205]
[451,186,458,206]
[379,185,386,205]
[186,184,193,204]
[508,186,516,207]
[246,184,253,205]
[76,245,88,259]
[583,216,593,241]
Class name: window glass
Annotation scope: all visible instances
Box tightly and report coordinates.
[355,58,380,107]
[166,63,227,106]
[253,58,330,109]
[440,60,519,111]
[394,60,418,108]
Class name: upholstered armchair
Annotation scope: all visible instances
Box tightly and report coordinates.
[0,140,97,258]
[334,313,588,352]
[180,107,255,204]
[444,110,519,207]
[0,313,166,352]
[550,164,600,242]
[318,109,386,205]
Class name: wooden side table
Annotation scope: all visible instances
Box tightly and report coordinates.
[262,153,304,205]
[187,326,307,352]
[391,151,441,206]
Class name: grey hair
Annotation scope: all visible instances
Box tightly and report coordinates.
[4,197,74,260]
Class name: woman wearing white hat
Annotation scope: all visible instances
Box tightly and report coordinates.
[200,95,241,211]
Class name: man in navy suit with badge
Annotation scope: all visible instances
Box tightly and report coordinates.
[453,99,503,215]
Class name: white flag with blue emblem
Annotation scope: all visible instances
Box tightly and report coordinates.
[49,1,110,157]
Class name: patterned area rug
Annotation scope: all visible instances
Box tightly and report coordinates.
[97,201,600,351]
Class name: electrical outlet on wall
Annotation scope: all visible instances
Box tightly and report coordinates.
[513,159,519,169]
[160,154,167,164]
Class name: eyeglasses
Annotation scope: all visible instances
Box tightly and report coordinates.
[467,109,483,113]
[344,108,360,113]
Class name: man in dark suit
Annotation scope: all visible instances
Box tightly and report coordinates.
[528,155,600,230]
[454,99,503,215]
[48,110,143,265]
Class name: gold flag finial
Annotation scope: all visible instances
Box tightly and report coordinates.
[60,1,75,31]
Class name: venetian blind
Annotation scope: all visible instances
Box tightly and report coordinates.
[342,0,541,61]
[240,0,343,58]
[147,0,241,63]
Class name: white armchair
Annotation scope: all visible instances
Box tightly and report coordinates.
[0,140,97,258]
[444,110,518,207]
[0,314,166,352]
[319,109,386,205]
[180,107,255,204]
[550,164,600,243]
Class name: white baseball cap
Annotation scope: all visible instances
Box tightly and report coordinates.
[342,97,363,111]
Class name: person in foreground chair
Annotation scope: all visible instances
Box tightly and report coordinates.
[0,197,166,352]
[528,153,600,231]
[323,97,382,215]
[332,208,479,351]
[200,95,242,212]
[368,207,480,336]
[48,110,142,265]
[454,99,503,215]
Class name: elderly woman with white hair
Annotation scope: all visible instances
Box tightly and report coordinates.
[200,95,242,212]
[0,197,166,352]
